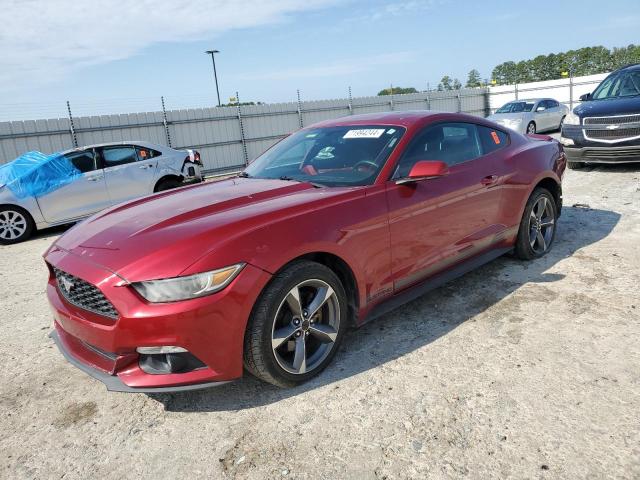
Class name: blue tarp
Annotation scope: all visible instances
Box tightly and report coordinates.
[0,151,81,199]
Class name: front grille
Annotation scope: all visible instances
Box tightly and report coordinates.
[584,114,640,125]
[53,267,118,319]
[584,127,640,141]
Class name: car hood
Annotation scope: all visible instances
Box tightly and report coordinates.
[487,113,527,122]
[51,178,359,281]
[575,96,640,117]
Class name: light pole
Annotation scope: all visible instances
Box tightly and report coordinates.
[205,49,221,107]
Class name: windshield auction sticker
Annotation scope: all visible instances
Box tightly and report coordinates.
[343,129,386,139]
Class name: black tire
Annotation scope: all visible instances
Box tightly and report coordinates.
[559,116,566,131]
[526,121,536,135]
[155,178,182,192]
[567,161,585,170]
[514,188,558,260]
[0,205,35,245]
[244,260,348,388]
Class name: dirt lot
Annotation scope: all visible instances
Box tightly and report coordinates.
[1,161,639,479]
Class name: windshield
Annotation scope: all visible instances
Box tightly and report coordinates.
[243,125,405,187]
[592,70,640,99]
[496,101,535,113]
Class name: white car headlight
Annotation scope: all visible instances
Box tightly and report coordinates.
[564,111,580,125]
[132,263,245,302]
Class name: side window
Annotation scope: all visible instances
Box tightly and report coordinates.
[536,101,547,111]
[101,146,137,167]
[393,122,482,178]
[65,150,96,174]
[550,100,559,108]
[478,126,509,155]
[439,123,482,166]
[136,146,161,161]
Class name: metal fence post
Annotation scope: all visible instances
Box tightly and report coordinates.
[389,84,394,111]
[348,86,353,115]
[514,83,519,100]
[457,92,462,112]
[66,100,78,148]
[569,73,574,111]
[236,91,249,165]
[296,89,304,128]
[484,88,491,117]
[161,96,172,147]
[425,89,431,110]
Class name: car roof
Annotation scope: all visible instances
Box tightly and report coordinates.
[308,110,447,129]
[616,63,640,72]
[60,140,170,155]
[506,98,548,103]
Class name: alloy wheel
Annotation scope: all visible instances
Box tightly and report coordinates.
[527,122,536,134]
[528,196,555,254]
[271,279,340,375]
[0,210,27,241]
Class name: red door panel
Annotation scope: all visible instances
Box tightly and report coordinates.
[385,155,503,291]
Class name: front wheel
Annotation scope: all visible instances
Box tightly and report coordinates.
[559,115,566,130]
[244,260,347,387]
[526,121,536,135]
[514,188,557,260]
[0,206,35,245]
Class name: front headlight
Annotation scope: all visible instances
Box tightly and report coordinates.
[132,263,245,302]
[564,111,580,125]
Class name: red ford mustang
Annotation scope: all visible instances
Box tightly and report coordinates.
[45,112,565,392]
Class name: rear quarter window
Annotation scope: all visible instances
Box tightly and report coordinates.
[478,126,509,155]
[136,146,161,160]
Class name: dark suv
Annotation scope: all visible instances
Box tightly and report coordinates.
[561,63,640,169]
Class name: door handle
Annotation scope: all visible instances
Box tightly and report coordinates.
[87,176,103,182]
[138,164,153,169]
[481,175,498,186]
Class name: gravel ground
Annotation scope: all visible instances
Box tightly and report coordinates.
[1,160,639,479]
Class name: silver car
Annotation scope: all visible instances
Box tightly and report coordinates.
[487,98,569,135]
[0,141,203,244]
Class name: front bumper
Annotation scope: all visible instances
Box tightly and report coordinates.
[563,144,640,164]
[49,329,230,393]
[45,248,271,393]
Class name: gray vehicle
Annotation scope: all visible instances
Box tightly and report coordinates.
[487,98,569,134]
[0,141,203,244]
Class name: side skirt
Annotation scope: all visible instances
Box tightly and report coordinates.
[363,247,512,324]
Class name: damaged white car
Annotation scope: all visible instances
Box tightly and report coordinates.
[0,141,203,244]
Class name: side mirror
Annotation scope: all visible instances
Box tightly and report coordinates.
[536,106,546,112]
[579,93,592,101]
[396,160,449,185]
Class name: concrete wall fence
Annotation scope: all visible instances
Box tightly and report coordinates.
[0,73,607,174]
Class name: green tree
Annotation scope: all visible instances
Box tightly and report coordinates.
[438,75,453,91]
[465,69,482,88]
[377,86,418,96]
[489,43,640,85]
[453,78,462,90]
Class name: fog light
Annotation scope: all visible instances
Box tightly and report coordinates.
[136,346,188,354]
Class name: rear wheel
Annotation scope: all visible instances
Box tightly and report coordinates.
[526,121,536,134]
[514,188,557,260]
[244,260,347,387]
[0,206,34,244]
[155,178,182,192]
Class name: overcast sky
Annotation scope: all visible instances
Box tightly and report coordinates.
[1,0,639,119]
